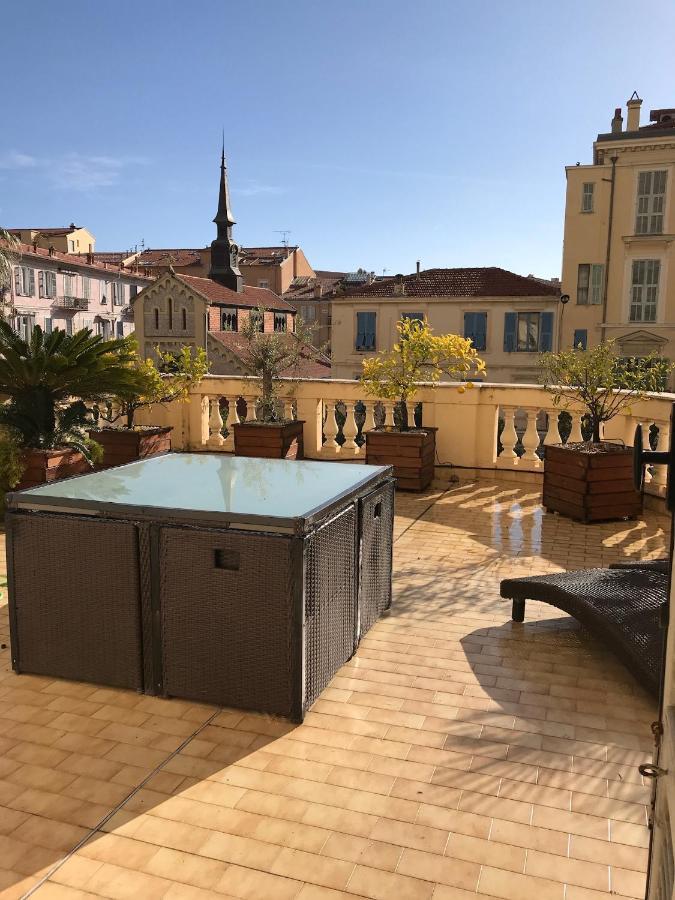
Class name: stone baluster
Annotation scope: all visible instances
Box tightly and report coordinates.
[363,402,377,434]
[342,402,360,456]
[521,408,542,464]
[222,396,240,452]
[322,400,340,456]
[569,413,584,443]
[207,396,225,448]
[499,407,518,459]
[651,421,670,489]
[244,396,258,422]
[384,401,396,429]
[543,410,562,446]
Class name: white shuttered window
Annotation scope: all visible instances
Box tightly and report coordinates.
[630,259,660,322]
[635,170,667,234]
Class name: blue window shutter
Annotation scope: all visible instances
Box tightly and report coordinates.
[539,312,554,351]
[475,312,487,351]
[573,328,587,350]
[503,312,517,352]
[464,312,474,341]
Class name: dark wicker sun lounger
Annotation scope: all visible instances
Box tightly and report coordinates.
[499,560,669,696]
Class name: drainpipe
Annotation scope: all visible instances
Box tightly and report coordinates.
[601,154,619,342]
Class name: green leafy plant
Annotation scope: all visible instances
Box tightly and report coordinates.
[0,322,141,463]
[539,340,674,443]
[360,318,486,429]
[96,343,209,429]
[0,427,26,490]
[234,308,326,422]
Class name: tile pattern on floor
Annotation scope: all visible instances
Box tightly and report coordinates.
[0,479,669,899]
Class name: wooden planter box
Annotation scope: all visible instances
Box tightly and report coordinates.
[88,426,173,470]
[543,443,642,523]
[233,421,304,460]
[366,427,437,491]
[17,448,90,490]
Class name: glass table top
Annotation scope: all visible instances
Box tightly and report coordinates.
[12,454,390,522]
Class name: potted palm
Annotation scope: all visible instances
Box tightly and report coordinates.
[361,318,486,490]
[540,340,673,523]
[0,323,141,490]
[230,309,326,459]
[90,344,209,468]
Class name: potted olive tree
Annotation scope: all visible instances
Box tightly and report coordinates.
[230,309,326,459]
[0,323,141,489]
[361,318,486,490]
[90,344,209,468]
[540,340,673,523]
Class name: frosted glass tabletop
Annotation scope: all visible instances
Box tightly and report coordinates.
[11,454,390,523]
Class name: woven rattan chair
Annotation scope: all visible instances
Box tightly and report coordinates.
[499,560,669,696]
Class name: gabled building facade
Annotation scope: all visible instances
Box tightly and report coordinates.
[131,151,330,378]
[331,267,560,382]
[562,93,675,378]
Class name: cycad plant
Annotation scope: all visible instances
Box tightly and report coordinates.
[0,322,142,461]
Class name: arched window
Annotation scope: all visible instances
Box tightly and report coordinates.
[154,308,159,330]
[182,308,187,330]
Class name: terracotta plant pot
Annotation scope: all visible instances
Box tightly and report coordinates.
[17,448,90,490]
[365,427,437,491]
[88,426,173,470]
[233,421,304,460]
[543,442,642,523]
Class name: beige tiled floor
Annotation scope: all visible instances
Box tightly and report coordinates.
[0,479,670,899]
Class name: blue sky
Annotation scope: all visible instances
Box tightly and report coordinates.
[2,1,673,278]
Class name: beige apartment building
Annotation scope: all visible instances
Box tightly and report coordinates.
[331,267,560,381]
[7,224,95,255]
[562,94,675,373]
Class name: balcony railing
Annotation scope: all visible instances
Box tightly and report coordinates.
[135,376,674,501]
[53,296,89,310]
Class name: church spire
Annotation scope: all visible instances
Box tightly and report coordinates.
[209,141,243,291]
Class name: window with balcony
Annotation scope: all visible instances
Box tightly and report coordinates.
[463,311,487,351]
[355,311,376,351]
[576,263,604,305]
[630,259,660,322]
[63,274,75,297]
[274,313,287,332]
[503,311,553,352]
[221,309,238,331]
[38,270,57,298]
[581,182,594,212]
[635,170,667,234]
[14,266,34,296]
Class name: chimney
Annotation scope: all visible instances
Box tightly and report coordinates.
[611,107,623,133]
[48,244,55,257]
[627,92,642,131]
[313,281,323,299]
[393,274,405,296]
[32,239,38,252]
[87,251,94,264]
[416,260,421,279]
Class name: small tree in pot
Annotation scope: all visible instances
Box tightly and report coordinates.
[360,318,486,490]
[539,339,673,522]
[91,343,209,468]
[230,308,327,459]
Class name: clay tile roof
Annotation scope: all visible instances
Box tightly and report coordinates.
[7,226,79,236]
[209,330,331,378]
[283,274,345,301]
[339,267,560,299]
[175,273,297,312]
[137,248,204,268]
[239,246,297,265]
[2,240,154,280]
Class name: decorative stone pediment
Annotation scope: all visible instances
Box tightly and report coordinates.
[616,330,668,357]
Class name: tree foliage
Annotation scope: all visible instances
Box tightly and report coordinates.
[97,343,209,428]
[235,309,326,422]
[0,322,141,461]
[360,318,486,428]
[539,340,674,442]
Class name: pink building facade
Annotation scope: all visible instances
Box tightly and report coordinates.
[6,243,153,341]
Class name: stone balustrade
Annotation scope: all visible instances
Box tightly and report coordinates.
[135,375,675,499]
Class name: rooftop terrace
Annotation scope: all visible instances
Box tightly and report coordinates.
[0,479,667,899]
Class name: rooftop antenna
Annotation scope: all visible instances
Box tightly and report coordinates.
[275,230,292,248]
[382,268,388,276]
